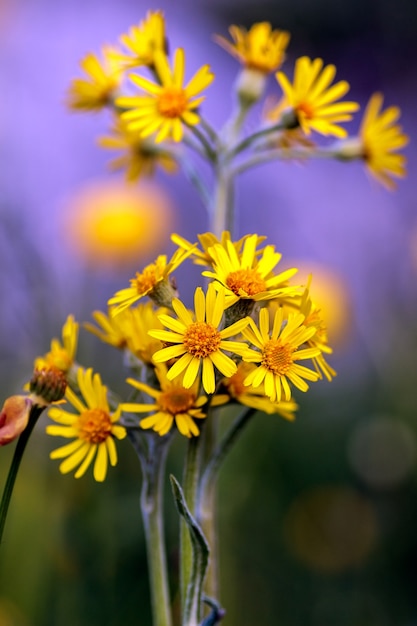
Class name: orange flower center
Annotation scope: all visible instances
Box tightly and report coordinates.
[132,264,159,295]
[78,409,112,443]
[46,349,72,373]
[226,269,267,297]
[224,369,246,397]
[183,322,222,358]
[297,101,315,120]
[159,387,196,415]
[157,87,188,118]
[262,339,294,375]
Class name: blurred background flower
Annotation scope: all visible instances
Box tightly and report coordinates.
[0,0,416,625]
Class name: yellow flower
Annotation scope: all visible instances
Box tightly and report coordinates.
[117,48,214,143]
[98,118,177,181]
[122,365,207,437]
[67,46,124,112]
[34,315,79,375]
[117,10,166,68]
[296,281,336,381]
[124,303,168,365]
[171,231,266,268]
[219,362,298,420]
[108,247,193,314]
[46,368,126,482]
[359,92,409,190]
[275,56,359,137]
[84,307,133,349]
[202,233,300,308]
[215,22,290,74]
[241,307,321,402]
[149,284,249,394]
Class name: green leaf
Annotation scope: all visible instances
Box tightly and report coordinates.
[170,474,210,626]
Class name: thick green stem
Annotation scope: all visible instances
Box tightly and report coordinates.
[138,434,173,626]
[0,405,44,545]
[180,436,202,616]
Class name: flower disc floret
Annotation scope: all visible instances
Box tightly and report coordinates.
[262,339,294,375]
[78,409,113,443]
[183,322,222,358]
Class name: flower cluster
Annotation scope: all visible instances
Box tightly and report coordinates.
[36,231,336,481]
[67,11,408,189]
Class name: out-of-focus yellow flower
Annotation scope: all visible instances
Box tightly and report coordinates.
[117,48,214,143]
[241,307,321,402]
[67,46,124,112]
[275,57,359,137]
[202,233,300,308]
[0,396,33,446]
[64,180,173,270]
[359,93,408,190]
[84,307,133,350]
[98,118,178,182]
[124,303,168,365]
[149,284,249,395]
[117,10,166,69]
[122,365,207,437]
[108,246,192,314]
[47,368,126,482]
[218,362,298,420]
[215,22,290,74]
[34,315,78,375]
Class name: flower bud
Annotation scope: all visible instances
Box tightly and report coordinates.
[235,68,267,108]
[0,396,33,446]
[29,368,68,405]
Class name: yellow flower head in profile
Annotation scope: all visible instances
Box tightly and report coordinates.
[219,361,298,420]
[34,315,79,375]
[202,234,299,308]
[118,10,166,69]
[359,92,409,190]
[122,365,207,438]
[215,22,290,74]
[124,303,168,365]
[46,368,126,482]
[98,118,177,182]
[171,231,267,268]
[84,307,133,349]
[108,247,193,315]
[149,284,249,395]
[241,307,321,402]
[117,48,214,143]
[275,56,359,137]
[67,46,124,112]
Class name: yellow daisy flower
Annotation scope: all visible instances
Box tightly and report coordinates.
[359,92,409,190]
[215,22,290,74]
[275,56,359,137]
[122,365,207,437]
[108,247,193,315]
[296,282,336,381]
[202,233,300,308]
[34,315,79,375]
[241,307,321,402]
[67,45,124,112]
[117,48,214,143]
[171,231,267,268]
[46,368,126,482]
[219,361,298,420]
[117,10,166,69]
[84,307,133,349]
[98,118,177,182]
[124,303,168,365]
[149,284,249,394]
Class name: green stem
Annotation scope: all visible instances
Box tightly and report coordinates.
[135,432,173,626]
[0,405,44,545]
[229,122,287,157]
[211,166,235,238]
[232,146,341,176]
[180,435,202,616]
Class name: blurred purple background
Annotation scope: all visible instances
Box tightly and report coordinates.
[0,1,416,624]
